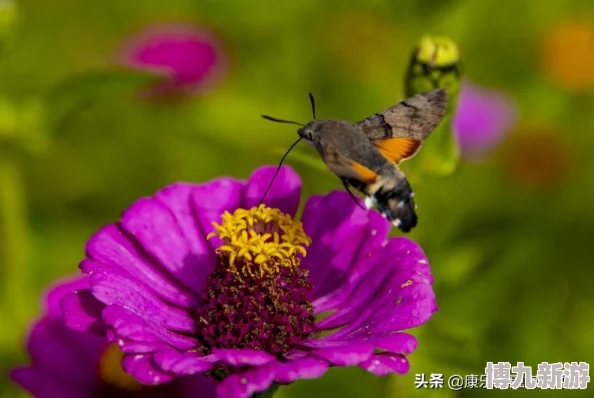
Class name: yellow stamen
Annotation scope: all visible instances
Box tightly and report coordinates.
[207,204,312,277]
[99,344,143,391]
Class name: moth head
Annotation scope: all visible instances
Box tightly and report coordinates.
[297,92,319,144]
[261,91,319,144]
[297,120,318,143]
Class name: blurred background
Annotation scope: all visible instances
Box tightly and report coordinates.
[1,0,593,396]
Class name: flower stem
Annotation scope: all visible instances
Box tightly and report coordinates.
[253,383,280,398]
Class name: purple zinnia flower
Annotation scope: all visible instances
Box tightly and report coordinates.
[452,80,518,161]
[117,22,228,97]
[10,275,216,398]
[60,165,437,398]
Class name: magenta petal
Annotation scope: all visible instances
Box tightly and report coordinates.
[372,333,418,355]
[84,224,199,308]
[303,332,417,356]
[212,348,276,366]
[45,275,90,318]
[310,343,374,366]
[359,353,410,376]
[155,182,219,293]
[216,362,277,398]
[122,353,174,385]
[312,210,390,313]
[358,241,435,332]
[153,348,218,375]
[274,357,329,384]
[60,290,106,335]
[102,306,166,347]
[301,191,385,300]
[11,277,111,398]
[313,243,396,331]
[190,177,245,251]
[155,183,212,255]
[299,194,324,232]
[316,238,436,337]
[9,368,89,398]
[24,318,104,388]
[178,375,219,397]
[114,340,166,354]
[90,268,194,333]
[120,197,208,296]
[244,166,301,217]
[299,339,353,349]
[102,305,195,351]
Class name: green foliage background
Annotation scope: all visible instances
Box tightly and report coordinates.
[1,0,593,396]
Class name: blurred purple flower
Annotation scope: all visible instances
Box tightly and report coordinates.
[117,22,228,97]
[10,275,216,398]
[61,165,437,398]
[452,80,518,160]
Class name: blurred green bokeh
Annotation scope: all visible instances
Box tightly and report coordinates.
[1,0,593,397]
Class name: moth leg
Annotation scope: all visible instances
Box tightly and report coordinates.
[341,179,366,211]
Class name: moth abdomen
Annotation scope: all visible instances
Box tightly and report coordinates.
[373,179,418,233]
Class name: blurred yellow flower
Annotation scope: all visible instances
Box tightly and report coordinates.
[541,19,594,91]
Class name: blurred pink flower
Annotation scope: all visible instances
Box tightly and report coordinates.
[117,22,228,97]
[452,80,518,161]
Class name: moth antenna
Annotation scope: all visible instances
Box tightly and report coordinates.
[259,137,303,205]
[261,115,305,126]
[341,180,366,211]
[308,93,316,120]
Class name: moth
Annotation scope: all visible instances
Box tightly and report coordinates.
[261,88,447,233]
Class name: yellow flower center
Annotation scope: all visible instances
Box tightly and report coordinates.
[207,204,311,277]
[99,344,143,392]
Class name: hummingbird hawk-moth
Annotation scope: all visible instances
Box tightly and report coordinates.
[261,88,448,233]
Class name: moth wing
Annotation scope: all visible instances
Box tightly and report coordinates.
[319,141,378,185]
[356,88,448,164]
